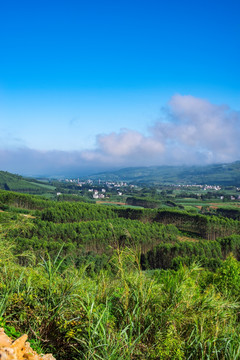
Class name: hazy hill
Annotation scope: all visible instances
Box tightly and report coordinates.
[89,161,240,186]
[0,171,55,193]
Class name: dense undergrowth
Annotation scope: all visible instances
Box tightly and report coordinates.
[1,190,240,359]
[1,241,240,359]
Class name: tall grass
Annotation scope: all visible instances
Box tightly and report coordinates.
[0,242,239,359]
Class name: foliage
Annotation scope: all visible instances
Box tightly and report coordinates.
[0,190,240,359]
[0,171,55,194]
[0,245,239,359]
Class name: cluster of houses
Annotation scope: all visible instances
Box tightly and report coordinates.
[88,189,106,199]
[64,178,93,186]
[203,185,221,191]
[62,178,132,199]
[88,188,123,199]
[64,178,129,188]
[174,184,222,191]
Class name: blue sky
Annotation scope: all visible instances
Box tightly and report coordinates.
[0,0,240,176]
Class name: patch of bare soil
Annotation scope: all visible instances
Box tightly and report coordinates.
[178,235,199,243]
[20,214,36,219]
[209,202,240,208]
[96,201,126,205]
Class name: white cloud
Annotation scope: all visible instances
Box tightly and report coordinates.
[152,94,240,163]
[81,94,240,167]
[81,129,165,165]
[0,95,239,176]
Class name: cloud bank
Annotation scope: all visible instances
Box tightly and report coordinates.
[1,95,240,176]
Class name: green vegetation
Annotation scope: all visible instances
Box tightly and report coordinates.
[1,188,240,359]
[1,239,240,359]
[126,196,161,208]
[0,171,56,194]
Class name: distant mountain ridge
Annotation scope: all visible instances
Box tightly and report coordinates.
[1,161,240,188]
[89,161,240,186]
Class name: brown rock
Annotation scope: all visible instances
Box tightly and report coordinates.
[0,329,55,360]
[0,328,12,347]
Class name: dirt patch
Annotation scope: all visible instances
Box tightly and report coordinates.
[20,214,36,219]
[209,202,240,208]
[96,201,126,206]
[178,235,199,243]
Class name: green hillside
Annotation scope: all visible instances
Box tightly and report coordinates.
[89,161,240,185]
[0,170,55,194]
[1,190,240,359]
